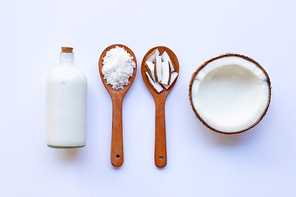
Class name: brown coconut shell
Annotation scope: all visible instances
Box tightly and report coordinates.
[188,53,272,135]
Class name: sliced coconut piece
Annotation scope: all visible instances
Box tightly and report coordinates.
[189,54,271,134]
[145,72,163,93]
[154,55,163,83]
[145,61,155,81]
[163,72,178,89]
[147,48,159,63]
[160,60,171,86]
[162,51,175,72]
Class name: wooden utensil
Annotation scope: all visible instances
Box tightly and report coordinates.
[98,44,137,167]
[141,46,179,168]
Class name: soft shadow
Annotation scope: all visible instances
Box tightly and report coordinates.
[196,121,248,147]
[207,130,242,146]
[155,166,167,171]
[56,148,80,162]
[113,165,124,170]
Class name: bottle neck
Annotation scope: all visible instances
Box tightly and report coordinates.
[59,52,75,65]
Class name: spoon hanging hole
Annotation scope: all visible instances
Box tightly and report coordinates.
[159,156,163,160]
[116,154,120,158]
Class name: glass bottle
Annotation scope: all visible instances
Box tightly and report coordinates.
[46,47,87,148]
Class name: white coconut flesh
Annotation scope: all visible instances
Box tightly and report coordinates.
[191,56,270,133]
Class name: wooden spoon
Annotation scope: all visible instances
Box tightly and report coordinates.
[98,44,137,167]
[141,46,179,168]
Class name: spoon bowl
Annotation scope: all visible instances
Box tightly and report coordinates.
[99,44,137,167]
[141,46,179,168]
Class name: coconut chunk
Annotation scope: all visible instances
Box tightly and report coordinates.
[160,60,171,86]
[154,55,163,83]
[147,49,159,63]
[145,61,155,81]
[163,72,178,89]
[162,51,175,72]
[145,72,163,93]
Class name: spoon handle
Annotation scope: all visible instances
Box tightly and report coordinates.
[154,98,167,168]
[111,95,124,167]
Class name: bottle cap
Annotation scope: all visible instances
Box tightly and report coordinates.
[61,47,73,53]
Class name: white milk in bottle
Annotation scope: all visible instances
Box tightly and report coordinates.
[46,47,87,148]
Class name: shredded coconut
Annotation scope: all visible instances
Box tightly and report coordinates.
[102,46,136,90]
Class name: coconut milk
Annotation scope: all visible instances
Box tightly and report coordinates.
[46,48,87,148]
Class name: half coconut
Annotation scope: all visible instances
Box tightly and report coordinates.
[189,54,271,134]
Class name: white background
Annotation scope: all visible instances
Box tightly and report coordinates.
[0,0,295,196]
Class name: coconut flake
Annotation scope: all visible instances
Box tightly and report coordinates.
[145,72,163,93]
[163,72,178,89]
[102,46,136,90]
[161,60,171,86]
[162,51,175,72]
[145,61,155,81]
[155,55,163,82]
[147,49,159,63]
